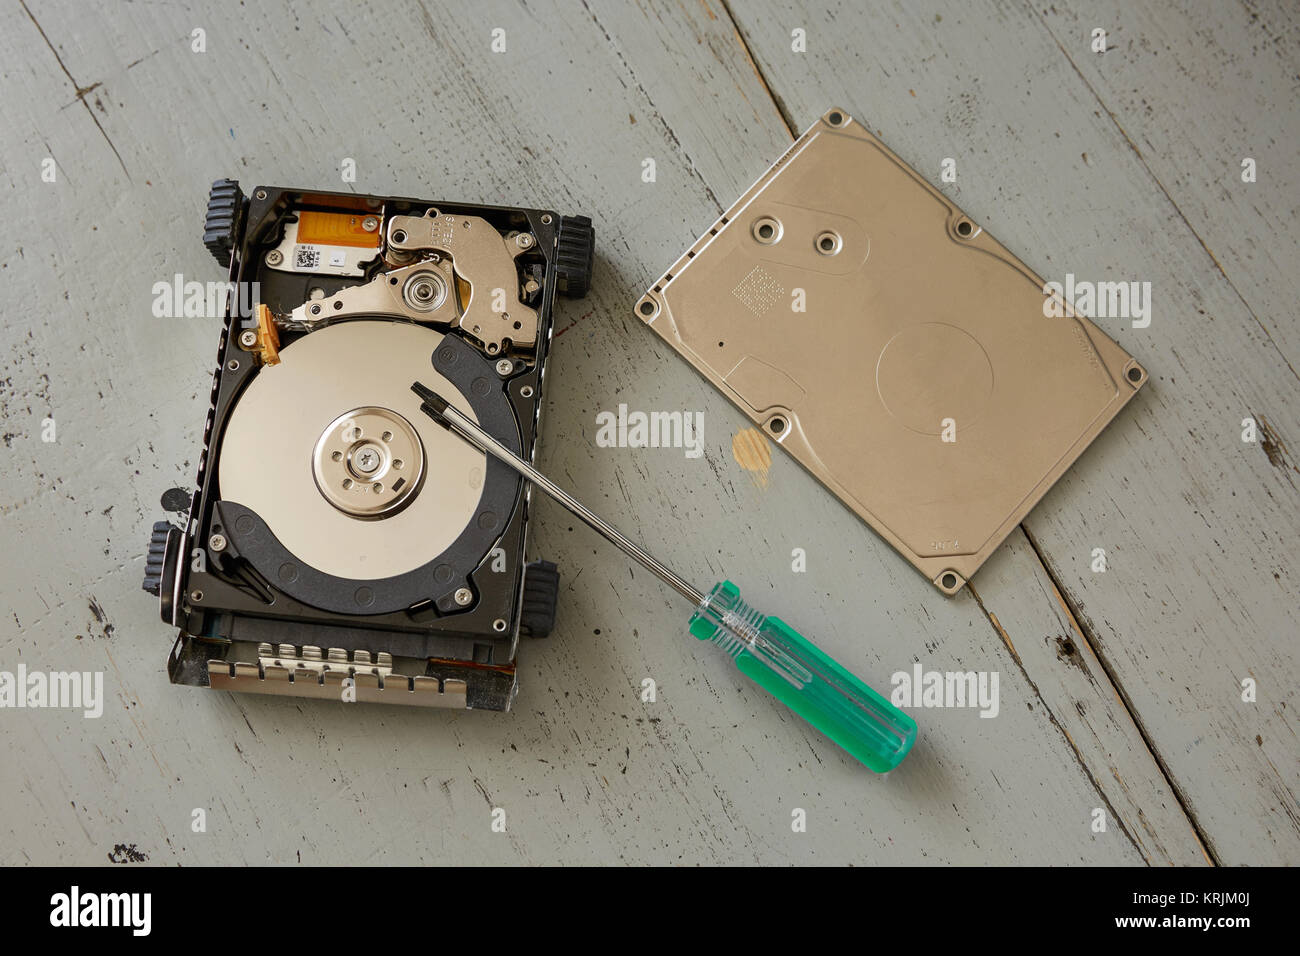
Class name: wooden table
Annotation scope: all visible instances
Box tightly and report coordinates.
[0,0,1295,865]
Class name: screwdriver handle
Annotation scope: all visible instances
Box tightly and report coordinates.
[690,581,916,773]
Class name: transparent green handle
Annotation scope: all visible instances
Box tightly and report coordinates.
[689,581,917,773]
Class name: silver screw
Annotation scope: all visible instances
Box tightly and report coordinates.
[495,359,513,376]
[254,189,267,201]
[265,249,283,266]
[239,330,258,349]
[354,447,381,474]
[515,233,534,249]
[362,216,379,232]
[208,533,227,552]
[453,588,473,606]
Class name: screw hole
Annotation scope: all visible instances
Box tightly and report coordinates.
[752,217,782,244]
[828,111,844,126]
[1127,366,1142,383]
[392,230,406,243]
[941,572,958,589]
[639,300,655,316]
[957,220,973,237]
[769,417,786,435]
[815,231,842,255]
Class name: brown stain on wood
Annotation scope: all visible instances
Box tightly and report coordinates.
[731,427,772,487]
[1254,413,1295,474]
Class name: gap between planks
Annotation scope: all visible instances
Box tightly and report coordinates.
[1017,524,1217,864]
[1024,0,1299,387]
[714,0,1215,866]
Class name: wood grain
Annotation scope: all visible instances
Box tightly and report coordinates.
[0,0,1290,865]
[726,0,1299,864]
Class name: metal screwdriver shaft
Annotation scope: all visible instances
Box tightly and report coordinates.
[411,383,702,605]
[412,381,917,773]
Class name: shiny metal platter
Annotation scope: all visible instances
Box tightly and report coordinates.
[636,108,1145,594]
[219,320,486,581]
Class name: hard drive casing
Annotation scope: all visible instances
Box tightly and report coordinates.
[637,108,1145,593]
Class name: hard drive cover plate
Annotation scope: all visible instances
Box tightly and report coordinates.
[636,108,1145,594]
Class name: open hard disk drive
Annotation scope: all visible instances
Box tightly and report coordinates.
[142,181,594,710]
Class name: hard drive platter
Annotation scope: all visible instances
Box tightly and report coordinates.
[218,321,488,585]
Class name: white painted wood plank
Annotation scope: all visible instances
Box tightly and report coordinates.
[968,531,1211,865]
[1035,0,1300,367]
[0,0,1194,865]
[726,0,1300,863]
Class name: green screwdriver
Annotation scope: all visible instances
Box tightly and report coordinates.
[412,381,917,773]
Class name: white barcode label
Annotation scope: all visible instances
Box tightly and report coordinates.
[294,245,322,270]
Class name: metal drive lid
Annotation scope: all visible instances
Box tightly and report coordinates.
[635,107,1144,594]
